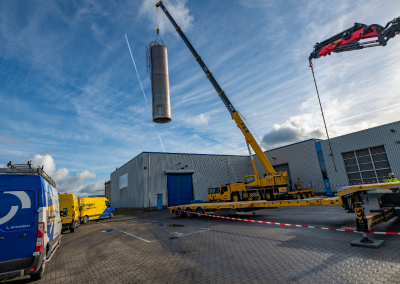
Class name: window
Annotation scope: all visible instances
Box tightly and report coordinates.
[105,201,111,206]
[342,145,392,184]
[244,176,255,184]
[221,186,228,194]
[209,187,220,194]
[61,208,68,217]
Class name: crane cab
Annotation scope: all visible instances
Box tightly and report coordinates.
[244,175,259,187]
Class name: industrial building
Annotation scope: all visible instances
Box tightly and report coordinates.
[110,120,400,211]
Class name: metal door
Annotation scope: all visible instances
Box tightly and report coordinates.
[157,194,162,210]
[167,174,193,207]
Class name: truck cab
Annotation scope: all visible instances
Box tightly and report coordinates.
[208,186,230,202]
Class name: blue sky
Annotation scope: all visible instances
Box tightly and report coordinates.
[1,0,399,196]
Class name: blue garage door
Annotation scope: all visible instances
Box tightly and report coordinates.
[167,174,193,207]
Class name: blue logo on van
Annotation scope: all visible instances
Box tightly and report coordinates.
[0,191,32,227]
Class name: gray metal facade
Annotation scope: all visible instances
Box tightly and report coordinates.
[321,120,400,192]
[110,153,254,210]
[252,139,326,192]
[110,120,400,209]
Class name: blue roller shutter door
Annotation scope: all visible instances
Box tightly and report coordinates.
[167,174,193,207]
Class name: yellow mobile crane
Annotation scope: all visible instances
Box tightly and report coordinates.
[155,1,313,202]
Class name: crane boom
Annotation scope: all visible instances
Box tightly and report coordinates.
[156,0,276,174]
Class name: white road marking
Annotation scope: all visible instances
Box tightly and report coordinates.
[101,220,210,242]
[102,224,152,243]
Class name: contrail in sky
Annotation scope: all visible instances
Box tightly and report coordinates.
[125,34,166,152]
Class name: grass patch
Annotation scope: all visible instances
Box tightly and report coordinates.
[114,210,139,216]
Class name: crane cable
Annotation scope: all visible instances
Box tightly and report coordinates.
[309,60,337,172]
[156,7,159,35]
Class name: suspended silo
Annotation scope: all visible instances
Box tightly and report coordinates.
[146,38,171,124]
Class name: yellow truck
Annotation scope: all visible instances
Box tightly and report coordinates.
[79,196,114,224]
[208,151,313,203]
[59,193,80,233]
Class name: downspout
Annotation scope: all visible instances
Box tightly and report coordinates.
[148,153,151,211]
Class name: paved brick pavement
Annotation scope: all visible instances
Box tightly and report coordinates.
[3,195,400,283]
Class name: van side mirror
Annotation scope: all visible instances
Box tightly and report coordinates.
[79,206,83,211]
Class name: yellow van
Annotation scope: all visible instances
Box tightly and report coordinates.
[79,196,114,224]
[59,193,80,233]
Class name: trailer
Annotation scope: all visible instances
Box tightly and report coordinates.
[170,182,400,233]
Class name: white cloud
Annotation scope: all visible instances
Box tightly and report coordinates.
[30,154,99,197]
[139,0,193,35]
[262,112,378,150]
[185,113,210,126]
[0,164,6,168]
[80,180,105,194]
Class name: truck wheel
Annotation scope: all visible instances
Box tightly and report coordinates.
[307,192,312,198]
[266,193,272,200]
[110,212,114,218]
[248,196,253,201]
[31,257,45,280]
[195,208,204,218]
[185,208,195,218]
[82,216,89,224]
[296,193,301,199]
[70,227,75,233]
[302,193,307,199]
[176,208,185,218]
[232,194,240,202]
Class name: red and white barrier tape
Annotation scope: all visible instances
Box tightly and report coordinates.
[175,210,400,235]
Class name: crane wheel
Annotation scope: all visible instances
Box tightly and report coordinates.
[248,196,253,201]
[232,194,240,202]
[296,193,301,200]
[266,193,272,201]
[307,192,312,198]
[302,193,307,199]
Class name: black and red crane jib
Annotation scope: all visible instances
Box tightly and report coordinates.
[309,17,399,61]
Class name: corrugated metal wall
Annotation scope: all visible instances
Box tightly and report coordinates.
[321,120,400,192]
[105,181,111,200]
[110,120,400,207]
[110,153,145,209]
[111,152,254,209]
[253,139,326,193]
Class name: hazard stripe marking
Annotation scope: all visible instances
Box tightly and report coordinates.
[175,210,400,235]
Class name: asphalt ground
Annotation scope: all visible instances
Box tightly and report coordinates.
[3,194,400,284]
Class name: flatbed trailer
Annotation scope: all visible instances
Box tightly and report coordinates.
[169,182,400,232]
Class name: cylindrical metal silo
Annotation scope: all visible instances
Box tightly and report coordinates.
[150,44,171,123]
